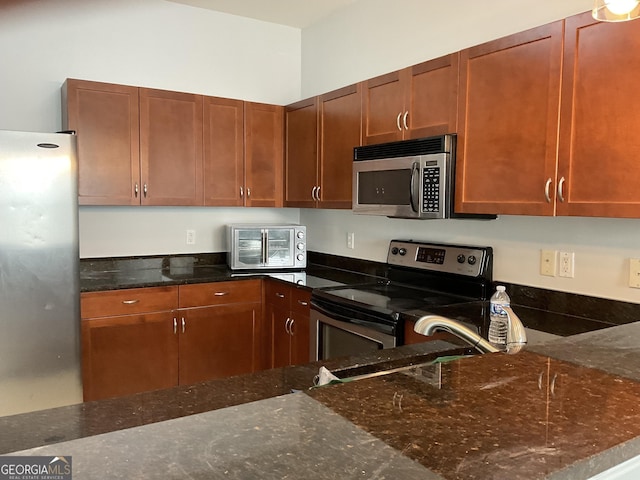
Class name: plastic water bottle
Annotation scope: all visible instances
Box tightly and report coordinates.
[488,285,510,347]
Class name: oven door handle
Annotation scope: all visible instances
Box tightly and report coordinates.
[311,301,393,332]
[410,161,420,213]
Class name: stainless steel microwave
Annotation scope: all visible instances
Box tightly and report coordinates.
[226,224,306,270]
[352,135,495,220]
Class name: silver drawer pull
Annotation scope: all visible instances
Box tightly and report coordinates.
[173,318,177,335]
[122,299,140,305]
[181,317,186,334]
[276,293,285,298]
[297,300,308,306]
[214,291,229,296]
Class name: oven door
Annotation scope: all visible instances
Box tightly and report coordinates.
[310,306,396,362]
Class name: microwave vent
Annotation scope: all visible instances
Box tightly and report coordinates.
[354,135,453,161]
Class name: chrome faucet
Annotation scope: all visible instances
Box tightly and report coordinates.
[413,308,527,355]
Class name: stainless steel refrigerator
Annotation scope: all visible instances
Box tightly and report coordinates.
[0,130,82,416]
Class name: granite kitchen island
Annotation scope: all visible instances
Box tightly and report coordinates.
[4,323,640,479]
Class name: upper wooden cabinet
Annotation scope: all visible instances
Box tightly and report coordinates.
[285,84,362,208]
[139,88,203,206]
[244,102,284,207]
[64,79,284,207]
[455,22,563,216]
[62,79,140,205]
[203,96,245,206]
[557,12,640,218]
[362,54,459,145]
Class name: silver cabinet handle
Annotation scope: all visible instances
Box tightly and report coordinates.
[173,317,177,335]
[246,187,251,198]
[396,112,402,132]
[214,291,229,296]
[311,186,317,200]
[134,183,139,197]
[550,373,558,396]
[544,178,552,203]
[143,183,148,197]
[297,300,308,306]
[557,177,565,203]
[181,317,186,334]
[316,185,321,201]
[276,293,285,298]
[240,186,244,198]
[122,299,140,305]
[285,317,292,334]
[289,317,295,335]
[538,371,544,390]
[403,111,409,130]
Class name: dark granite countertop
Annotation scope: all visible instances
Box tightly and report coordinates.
[6,253,633,478]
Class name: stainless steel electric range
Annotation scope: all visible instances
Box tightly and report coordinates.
[310,240,493,361]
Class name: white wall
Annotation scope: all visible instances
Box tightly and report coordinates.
[300,0,640,304]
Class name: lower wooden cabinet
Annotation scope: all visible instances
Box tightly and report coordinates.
[81,280,263,401]
[265,280,311,368]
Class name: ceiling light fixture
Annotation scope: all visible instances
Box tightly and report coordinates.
[593,0,640,21]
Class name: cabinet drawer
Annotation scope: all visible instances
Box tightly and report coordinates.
[179,280,261,308]
[81,286,179,319]
[265,280,292,310]
[291,287,311,312]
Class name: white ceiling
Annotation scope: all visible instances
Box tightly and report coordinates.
[166,0,359,28]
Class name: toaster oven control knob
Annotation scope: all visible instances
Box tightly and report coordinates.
[467,255,477,265]
[398,248,407,256]
[296,231,305,239]
[457,254,466,264]
[297,242,305,250]
[297,254,304,261]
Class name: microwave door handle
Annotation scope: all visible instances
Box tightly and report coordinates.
[410,161,420,213]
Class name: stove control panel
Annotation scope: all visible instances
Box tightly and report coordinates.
[387,240,492,278]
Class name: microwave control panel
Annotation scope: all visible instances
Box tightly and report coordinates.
[422,165,442,216]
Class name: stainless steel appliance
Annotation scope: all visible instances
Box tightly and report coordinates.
[352,135,496,219]
[310,240,493,361]
[227,224,306,270]
[0,130,82,416]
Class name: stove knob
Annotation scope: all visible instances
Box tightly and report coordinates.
[391,247,399,255]
[467,255,477,265]
[398,248,407,256]
[457,254,466,264]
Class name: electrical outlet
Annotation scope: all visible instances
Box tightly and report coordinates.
[540,250,557,276]
[186,229,196,245]
[558,251,574,278]
[347,232,355,249]
[629,258,640,288]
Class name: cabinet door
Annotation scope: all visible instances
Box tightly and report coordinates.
[81,312,179,401]
[270,304,292,368]
[558,13,640,218]
[244,102,284,207]
[139,88,203,206]
[284,97,319,208]
[289,288,311,365]
[362,70,406,145]
[318,84,362,209]
[455,22,563,216]
[63,79,140,205]
[178,303,260,385]
[407,54,459,139]
[203,96,244,206]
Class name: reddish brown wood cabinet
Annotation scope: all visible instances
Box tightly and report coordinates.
[362,54,458,145]
[265,280,311,368]
[62,79,140,205]
[557,12,640,218]
[139,88,203,205]
[284,84,361,208]
[81,280,264,401]
[80,287,179,401]
[455,22,563,216]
